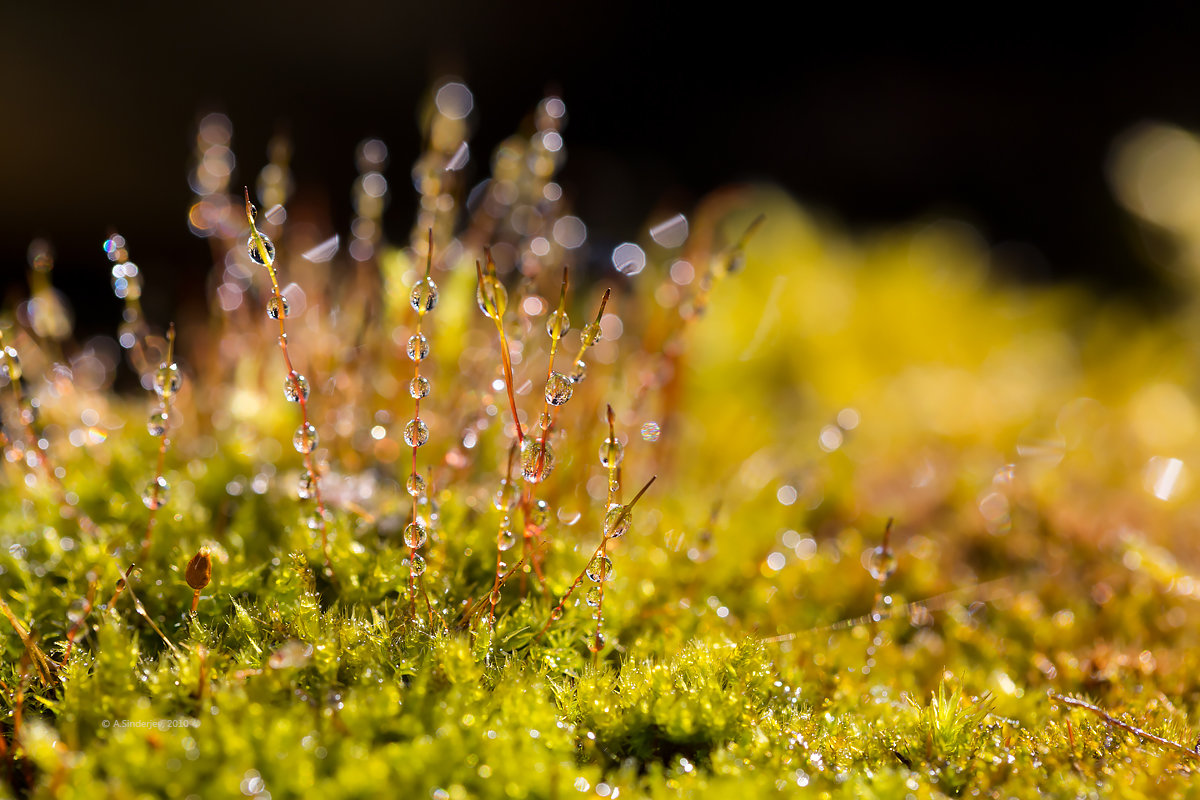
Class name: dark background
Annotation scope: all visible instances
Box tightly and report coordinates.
[3,3,1199,334]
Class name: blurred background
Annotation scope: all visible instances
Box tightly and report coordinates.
[3,3,1200,335]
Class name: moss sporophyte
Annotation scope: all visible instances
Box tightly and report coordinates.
[6,82,1200,797]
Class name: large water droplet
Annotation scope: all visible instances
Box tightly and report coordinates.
[586,586,602,607]
[599,437,623,469]
[580,322,601,347]
[67,598,87,625]
[546,310,570,340]
[404,419,430,447]
[247,233,276,266]
[154,363,182,398]
[404,520,428,548]
[406,472,425,497]
[284,372,310,403]
[410,276,439,314]
[409,376,430,399]
[407,333,429,362]
[142,475,170,509]
[866,547,896,582]
[586,553,613,583]
[293,422,318,454]
[603,504,632,539]
[562,361,584,388]
[298,472,315,499]
[497,522,518,551]
[531,499,550,528]
[493,479,517,511]
[267,295,290,320]
[476,278,508,320]
[544,372,573,406]
[409,553,427,577]
[147,411,168,437]
[520,437,555,483]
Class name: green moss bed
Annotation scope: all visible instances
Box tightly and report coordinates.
[4,106,1200,798]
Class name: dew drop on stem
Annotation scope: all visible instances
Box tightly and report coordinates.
[603,504,632,539]
[404,419,430,447]
[154,363,182,398]
[410,276,439,314]
[544,372,572,406]
[247,234,275,266]
[267,295,290,320]
[586,554,613,582]
[404,520,428,548]
[147,412,168,437]
[284,372,309,402]
[407,333,429,362]
[293,422,318,454]
[409,376,430,399]
[520,437,555,483]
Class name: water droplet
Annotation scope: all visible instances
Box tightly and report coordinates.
[549,607,563,620]
[476,278,508,320]
[284,372,310,402]
[248,232,276,267]
[410,553,427,577]
[67,598,87,625]
[298,472,315,499]
[546,310,570,340]
[404,520,428,548]
[603,505,632,539]
[147,412,168,437]
[531,500,550,528]
[599,437,623,469]
[586,586,602,607]
[409,376,430,399]
[640,421,661,442]
[404,419,429,447]
[410,276,439,314]
[154,363,182,398]
[142,475,170,509]
[569,359,587,384]
[544,372,573,406]
[406,472,426,497]
[2,347,22,381]
[580,322,601,347]
[293,422,319,454]
[489,589,502,604]
[407,333,429,362]
[497,518,518,551]
[867,547,897,582]
[493,479,517,511]
[586,553,613,583]
[247,233,276,266]
[520,437,555,483]
[267,295,290,319]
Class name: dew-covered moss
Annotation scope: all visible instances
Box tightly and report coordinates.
[4,100,1200,799]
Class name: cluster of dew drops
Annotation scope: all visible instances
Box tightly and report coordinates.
[242,221,319,463]
[141,362,182,510]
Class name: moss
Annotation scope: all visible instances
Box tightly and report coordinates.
[4,95,1200,798]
